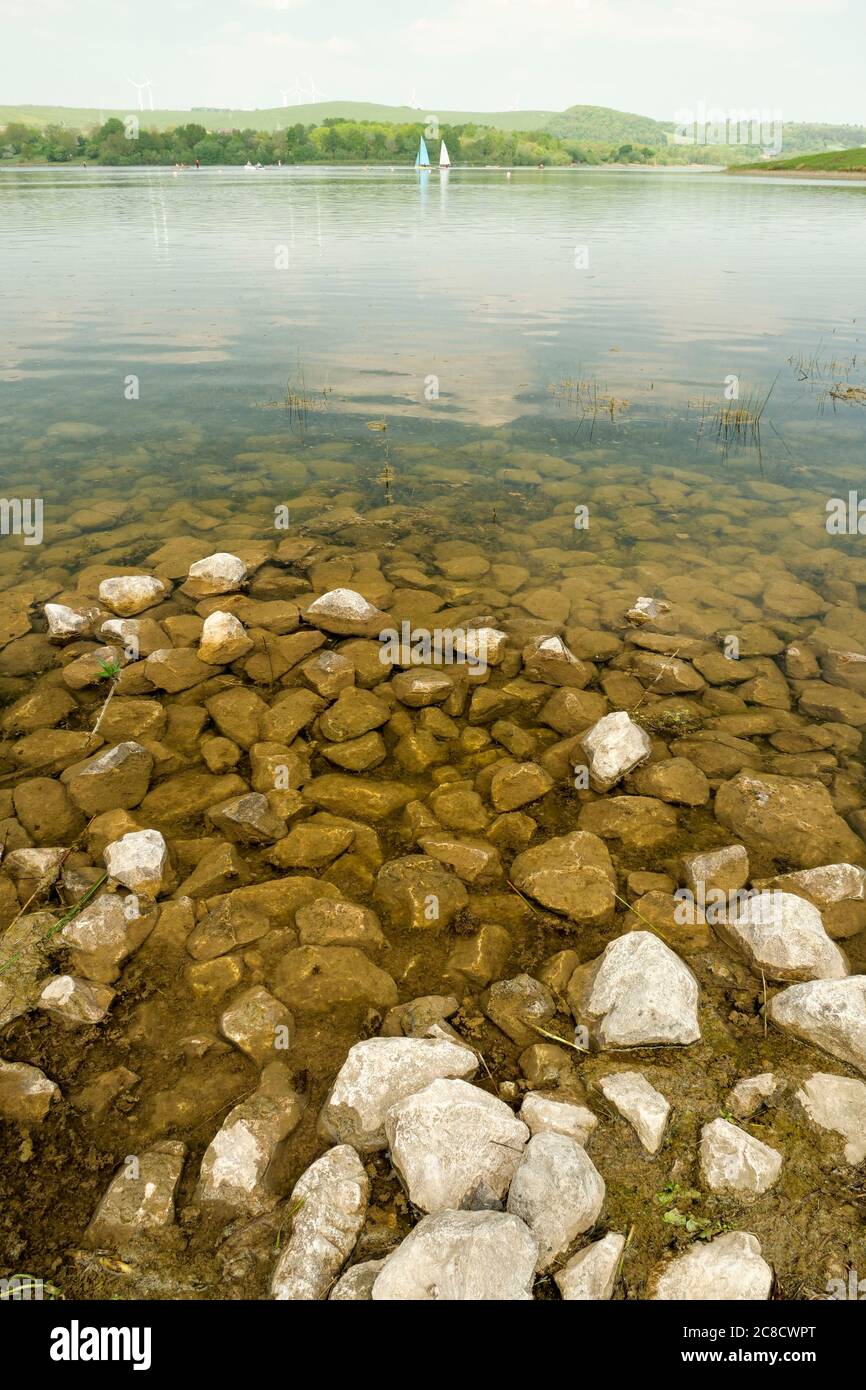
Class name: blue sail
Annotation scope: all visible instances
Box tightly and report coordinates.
[415,135,430,168]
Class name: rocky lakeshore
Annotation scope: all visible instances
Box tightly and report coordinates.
[2,450,866,1301]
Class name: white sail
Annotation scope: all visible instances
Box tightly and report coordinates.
[439,139,451,168]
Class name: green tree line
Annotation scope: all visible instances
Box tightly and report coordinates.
[0,115,668,166]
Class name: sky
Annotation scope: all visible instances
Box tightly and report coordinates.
[1,0,864,124]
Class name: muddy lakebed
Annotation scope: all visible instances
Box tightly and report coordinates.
[1,167,866,1301]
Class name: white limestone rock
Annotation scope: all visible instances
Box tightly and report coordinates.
[104,828,168,899]
[726,1072,782,1119]
[768,863,866,905]
[718,890,848,982]
[699,1118,782,1197]
[518,1092,598,1146]
[627,595,670,625]
[85,1140,186,1248]
[555,1232,625,1301]
[329,1259,386,1300]
[570,930,701,1048]
[318,1035,477,1152]
[598,1070,670,1154]
[385,1077,529,1213]
[37,975,115,1026]
[2,847,66,889]
[44,602,101,641]
[197,1064,305,1214]
[580,711,652,791]
[98,575,167,617]
[305,588,388,637]
[506,1131,605,1271]
[198,610,254,665]
[60,891,155,980]
[651,1230,773,1300]
[185,552,248,597]
[270,1144,370,1299]
[768,976,866,1075]
[451,627,508,669]
[795,1072,866,1163]
[0,1059,61,1125]
[372,1209,538,1301]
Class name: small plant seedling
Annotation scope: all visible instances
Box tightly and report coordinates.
[97,656,122,681]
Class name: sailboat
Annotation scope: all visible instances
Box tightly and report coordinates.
[415,135,430,168]
[439,138,451,169]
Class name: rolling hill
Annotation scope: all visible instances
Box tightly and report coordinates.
[739,146,866,173]
[2,102,865,157]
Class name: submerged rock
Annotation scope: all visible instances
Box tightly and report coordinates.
[482,973,555,1047]
[98,575,167,616]
[219,986,294,1067]
[651,1230,773,1300]
[509,830,616,926]
[385,1077,529,1213]
[61,741,153,814]
[372,1210,537,1301]
[682,843,749,894]
[198,610,254,664]
[318,1035,477,1151]
[37,974,115,1026]
[0,1058,60,1125]
[714,772,866,869]
[581,711,652,791]
[104,828,168,899]
[85,1141,186,1249]
[185,552,248,597]
[272,946,398,1015]
[304,588,388,637]
[374,854,468,930]
[197,1064,305,1213]
[270,1144,369,1299]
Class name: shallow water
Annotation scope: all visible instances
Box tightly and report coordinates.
[1,166,866,1301]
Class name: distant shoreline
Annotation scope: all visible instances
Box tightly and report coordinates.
[730,166,866,181]
[1,159,728,173]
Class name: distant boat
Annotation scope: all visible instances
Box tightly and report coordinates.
[439,139,451,169]
[415,135,430,168]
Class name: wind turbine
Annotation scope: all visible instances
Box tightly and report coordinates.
[306,74,327,103]
[127,76,154,111]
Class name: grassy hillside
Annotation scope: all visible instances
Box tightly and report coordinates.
[739,146,866,172]
[3,101,865,154]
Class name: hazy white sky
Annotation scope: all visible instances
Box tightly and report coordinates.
[1,0,863,123]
